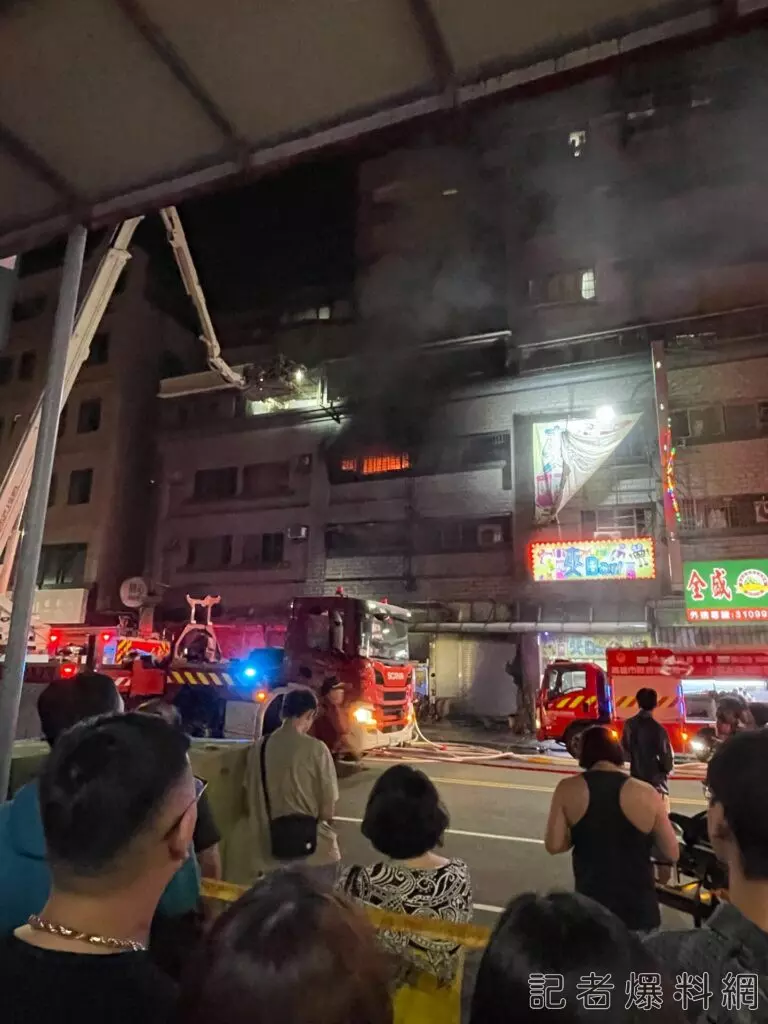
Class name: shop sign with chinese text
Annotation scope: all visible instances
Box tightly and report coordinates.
[684,560,768,623]
[530,538,656,582]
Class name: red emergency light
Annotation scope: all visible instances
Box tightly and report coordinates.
[49,633,59,645]
[59,663,77,679]
[101,632,112,643]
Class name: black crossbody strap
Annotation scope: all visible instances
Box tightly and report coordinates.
[259,733,272,823]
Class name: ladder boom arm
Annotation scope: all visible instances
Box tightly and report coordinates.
[159,207,246,390]
[0,217,143,628]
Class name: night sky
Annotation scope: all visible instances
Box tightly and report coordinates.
[21,156,359,317]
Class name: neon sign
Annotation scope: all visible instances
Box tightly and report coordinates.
[530,538,656,582]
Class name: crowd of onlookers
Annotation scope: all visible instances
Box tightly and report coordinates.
[0,673,766,1024]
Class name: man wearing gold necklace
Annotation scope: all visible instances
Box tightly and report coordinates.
[0,713,199,1024]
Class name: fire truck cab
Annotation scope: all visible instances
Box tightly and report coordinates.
[538,648,709,756]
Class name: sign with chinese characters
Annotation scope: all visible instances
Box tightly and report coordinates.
[684,560,768,623]
[606,647,768,678]
[539,634,650,673]
[529,538,656,582]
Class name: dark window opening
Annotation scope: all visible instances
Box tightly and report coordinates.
[57,403,68,439]
[326,521,408,556]
[12,295,45,322]
[18,351,36,381]
[242,462,291,498]
[186,536,233,570]
[85,332,110,367]
[68,468,93,505]
[0,357,12,385]
[243,532,285,567]
[37,543,87,588]
[193,467,238,501]
[47,473,57,508]
[77,398,102,434]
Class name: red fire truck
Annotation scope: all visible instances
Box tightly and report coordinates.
[537,647,768,757]
[86,593,415,751]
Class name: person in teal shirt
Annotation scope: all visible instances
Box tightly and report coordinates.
[0,673,200,934]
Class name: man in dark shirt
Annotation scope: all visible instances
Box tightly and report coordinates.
[647,731,768,1023]
[0,712,199,1024]
[622,687,674,802]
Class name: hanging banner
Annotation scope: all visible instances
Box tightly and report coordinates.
[533,414,640,524]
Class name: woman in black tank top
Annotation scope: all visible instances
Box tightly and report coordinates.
[545,726,670,933]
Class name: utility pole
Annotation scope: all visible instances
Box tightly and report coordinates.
[0,227,87,799]
[651,340,683,592]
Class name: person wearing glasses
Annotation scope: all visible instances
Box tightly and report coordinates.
[0,713,199,1024]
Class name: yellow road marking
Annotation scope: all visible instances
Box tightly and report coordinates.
[429,774,706,807]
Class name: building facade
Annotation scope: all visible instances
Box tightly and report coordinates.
[0,245,195,620]
[150,28,768,709]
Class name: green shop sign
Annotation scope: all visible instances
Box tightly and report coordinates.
[684,560,768,623]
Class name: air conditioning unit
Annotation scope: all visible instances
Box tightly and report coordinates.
[755,500,768,524]
[287,524,309,542]
[477,524,503,547]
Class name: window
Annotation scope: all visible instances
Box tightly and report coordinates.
[85,332,109,367]
[422,518,510,553]
[18,351,36,381]
[47,473,57,508]
[338,453,411,477]
[670,410,690,440]
[37,543,87,588]
[67,468,93,505]
[688,406,723,439]
[561,669,587,694]
[186,536,232,570]
[529,269,596,305]
[57,403,68,439]
[243,532,285,567]
[11,294,45,322]
[581,505,654,536]
[193,467,238,501]
[460,433,509,468]
[726,404,757,433]
[0,417,4,440]
[242,462,291,498]
[758,403,768,428]
[326,521,408,556]
[77,398,101,434]
[0,356,12,385]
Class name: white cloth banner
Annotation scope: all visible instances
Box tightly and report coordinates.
[533,414,640,524]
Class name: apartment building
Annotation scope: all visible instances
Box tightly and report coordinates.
[149,28,768,710]
[0,244,195,619]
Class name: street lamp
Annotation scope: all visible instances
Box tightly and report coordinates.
[595,405,615,426]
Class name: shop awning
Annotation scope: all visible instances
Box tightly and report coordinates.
[0,0,729,257]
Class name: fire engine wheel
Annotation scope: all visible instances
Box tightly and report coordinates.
[563,722,590,760]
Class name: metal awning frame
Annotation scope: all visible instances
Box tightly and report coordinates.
[0,4,722,258]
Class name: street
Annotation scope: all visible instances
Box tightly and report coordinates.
[334,755,708,930]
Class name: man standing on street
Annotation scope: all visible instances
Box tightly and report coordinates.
[622,688,674,808]
[246,687,340,887]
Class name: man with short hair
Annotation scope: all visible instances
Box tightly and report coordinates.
[0,673,200,932]
[647,731,768,1023]
[246,686,340,886]
[622,687,674,802]
[0,713,198,1023]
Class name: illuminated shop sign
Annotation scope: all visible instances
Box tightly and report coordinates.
[684,560,768,623]
[530,538,656,582]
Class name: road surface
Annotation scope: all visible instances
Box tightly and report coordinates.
[334,753,707,931]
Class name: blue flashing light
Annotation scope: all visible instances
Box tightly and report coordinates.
[243,666,257,679]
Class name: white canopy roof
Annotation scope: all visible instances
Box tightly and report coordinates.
[0,0,733,256]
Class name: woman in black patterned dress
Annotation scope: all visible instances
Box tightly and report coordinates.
[339,766,472,1024]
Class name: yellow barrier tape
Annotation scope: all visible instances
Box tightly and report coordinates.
[201,878,492,950]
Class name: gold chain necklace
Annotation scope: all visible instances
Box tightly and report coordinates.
[27,914,146,953]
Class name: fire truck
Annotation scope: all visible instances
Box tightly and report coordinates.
[89,593,415,751]
[537,647,768,757]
